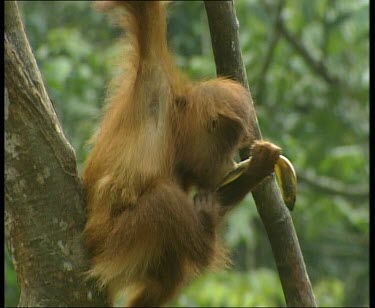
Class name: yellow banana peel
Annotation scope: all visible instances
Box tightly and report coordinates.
[274,155,297,210]
[219,157,252,188]
[219,155,297,211]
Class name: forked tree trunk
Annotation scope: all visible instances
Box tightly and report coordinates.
[5,2,108,306]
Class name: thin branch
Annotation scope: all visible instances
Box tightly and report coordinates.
[204,1,317,307]
[298,169,369,201]
[277,18,341,86]
[256,0,284,104]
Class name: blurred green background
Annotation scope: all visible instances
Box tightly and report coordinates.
[6,1,369,307]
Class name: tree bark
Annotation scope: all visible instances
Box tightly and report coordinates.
[5,2,108,306]
[204,1,317,307]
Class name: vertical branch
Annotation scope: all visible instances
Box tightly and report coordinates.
[204,1,317,307]
[203,1,261,160]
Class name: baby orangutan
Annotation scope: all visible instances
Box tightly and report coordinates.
[83,1,281,306]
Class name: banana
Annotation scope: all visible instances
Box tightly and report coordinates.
[218,155,297,211]
[219,157,252,187]
[274,155,297,211]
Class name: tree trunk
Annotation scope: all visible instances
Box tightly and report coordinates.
[5,2,108,306]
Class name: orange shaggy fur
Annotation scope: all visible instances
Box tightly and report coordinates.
[83,1,281,306]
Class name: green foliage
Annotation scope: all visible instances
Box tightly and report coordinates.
[6,1,368,307]
[5,248,20,307]
[314,278,345,307]
[18,1,117,169]
[173,269,285,307]
[33,24,114,167]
